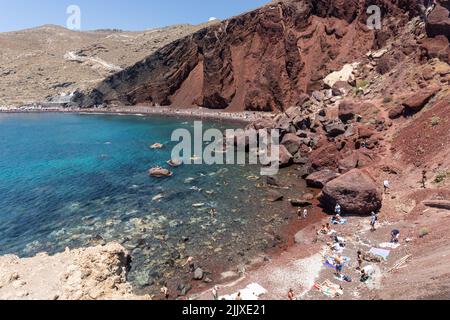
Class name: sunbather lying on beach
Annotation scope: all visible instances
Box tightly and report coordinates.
[314,280,344,298]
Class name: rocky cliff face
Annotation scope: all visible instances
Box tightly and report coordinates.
[0,243,148,300]
[74,0,421,111]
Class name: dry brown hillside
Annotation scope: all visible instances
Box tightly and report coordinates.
[0,23,216,107]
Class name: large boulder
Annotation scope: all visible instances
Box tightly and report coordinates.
[402,86,440,112]
[426,4,450,40]
[306,170,340,189]
[320,169,382,215]
[419,35,450,64]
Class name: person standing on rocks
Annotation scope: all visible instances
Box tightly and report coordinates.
[357,250,364,271]
[421,170,427,189]
[391,229,400,243]
[303,208,308,219]
[335,203,342,215]
[370,212,378,232]
[383,180,390,194]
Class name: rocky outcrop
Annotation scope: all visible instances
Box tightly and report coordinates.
[73,0,420,111]
[320,169,382,215]
[0,243,147,300]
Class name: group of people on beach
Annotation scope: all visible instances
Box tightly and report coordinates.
[289,179,402,300]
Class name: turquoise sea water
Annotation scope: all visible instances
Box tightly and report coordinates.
[0,113,286,293]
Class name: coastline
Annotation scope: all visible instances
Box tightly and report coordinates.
[0,105,272,125]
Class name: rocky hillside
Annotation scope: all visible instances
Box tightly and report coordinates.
[74,0,423,111]
[235,0,450,299]
[0,23,214,107]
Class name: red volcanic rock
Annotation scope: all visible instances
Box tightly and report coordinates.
[419,35,450,63]
[320,169,382,215]
[402,87,440,112]
[309,141,341,171]
[306,169,340,189]
[74,0,419,111]
[426,4,450,40]
[247,118,276,130]
[338,151,360,173]
[338,100,357,123]
[358,125,375,139]
[338,150,374,173]
[388,105,405,119]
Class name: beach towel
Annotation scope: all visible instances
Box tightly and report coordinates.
[379,242,400,249]
[331,218,348,225]
[220,283,267,301]
[369,248,390,260]
[246,283,267,296]
[334,274,352,283]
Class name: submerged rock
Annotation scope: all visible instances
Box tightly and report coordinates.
[148,167,173,177]
[266,190,284,202]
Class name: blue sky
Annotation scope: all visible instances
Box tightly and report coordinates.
[0,0,269,32]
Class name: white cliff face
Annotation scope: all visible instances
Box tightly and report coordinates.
[0,242,150,300]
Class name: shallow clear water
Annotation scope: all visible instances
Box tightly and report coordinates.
[0,113,285,293]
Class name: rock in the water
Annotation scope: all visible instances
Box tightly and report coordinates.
[266,190,284,202]
[266,176,281,187]
[306,170,340,189]
[148,167,173,177]
[320,169,382,215]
